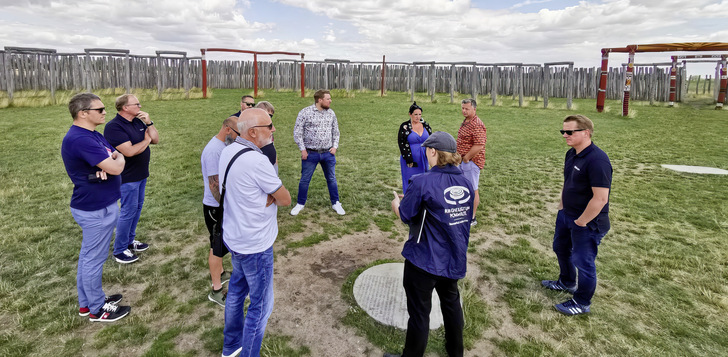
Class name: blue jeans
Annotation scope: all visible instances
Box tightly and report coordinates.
[71,202,119,313]
[223,247,274,357]
[114,178,146,255]
[296,151,339,205]
[552,210,607,306]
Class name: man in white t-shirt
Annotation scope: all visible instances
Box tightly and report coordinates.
[219,108,291,357]
[200,116,240,307]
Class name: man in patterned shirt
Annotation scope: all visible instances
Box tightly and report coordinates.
[456,98,486,226]
[290,90,345,216]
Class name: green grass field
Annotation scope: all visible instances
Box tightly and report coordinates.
[0,88,726,356]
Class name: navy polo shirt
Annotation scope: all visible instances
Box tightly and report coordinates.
[104,114,150,183]
[562,142,612,232]
[399,165,473,279]
[61,125,121,211]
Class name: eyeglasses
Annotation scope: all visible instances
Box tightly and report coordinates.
[226,125,240,136]
[560,129,586,135]
[125,103,141,108]
[244,102,255,107]
[252,123,274,130]
[83,107,105,113]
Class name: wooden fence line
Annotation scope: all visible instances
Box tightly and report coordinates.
[1,49,695,104]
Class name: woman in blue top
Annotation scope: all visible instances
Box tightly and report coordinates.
[397,102,432,193]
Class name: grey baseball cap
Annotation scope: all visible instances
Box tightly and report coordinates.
[422,131,457,153]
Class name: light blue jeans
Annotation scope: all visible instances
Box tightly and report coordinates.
[71,202,118,313]
[114,178,146,255]
[223,246,274,357]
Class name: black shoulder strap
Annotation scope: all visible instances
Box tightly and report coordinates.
[219,147,253,208]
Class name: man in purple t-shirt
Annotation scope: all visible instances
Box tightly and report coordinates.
[61,93,131,322]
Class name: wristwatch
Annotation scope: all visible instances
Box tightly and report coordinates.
[146,121,154,127]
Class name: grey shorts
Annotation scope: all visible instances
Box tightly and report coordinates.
[460,161,480,191]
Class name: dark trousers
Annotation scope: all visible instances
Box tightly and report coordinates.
[402,260,464,357]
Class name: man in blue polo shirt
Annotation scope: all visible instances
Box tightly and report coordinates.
[62,92,131,322]
[389,131,473,357]
[104,94,159,264]
[542,114,612,316]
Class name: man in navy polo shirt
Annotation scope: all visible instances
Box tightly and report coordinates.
[542,114,612,316]
[62,92,131,322]
[104,94,159,264]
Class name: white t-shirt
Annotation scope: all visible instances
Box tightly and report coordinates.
[201,136,226,207]
[219,143,282,254]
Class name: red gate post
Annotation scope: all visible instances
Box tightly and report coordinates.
[668,60,677,107]
[596,49,609,112]
[201,49,208,98]
[622,50,635,116]
[717,58,727,109]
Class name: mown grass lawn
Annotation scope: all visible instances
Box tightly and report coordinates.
[0,88,726,356]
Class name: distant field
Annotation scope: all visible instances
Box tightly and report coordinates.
[0,89,726,356]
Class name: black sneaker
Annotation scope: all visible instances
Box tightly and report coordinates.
[79,294,123,316]
[541,279,577,294]
[128,240,149,252]
[88,303,131,322]
[114,249,139,264]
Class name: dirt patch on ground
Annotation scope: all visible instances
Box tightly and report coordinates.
[269,228,403,356]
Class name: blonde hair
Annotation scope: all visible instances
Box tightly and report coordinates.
[564,114,594,137]
[433,149,462,167]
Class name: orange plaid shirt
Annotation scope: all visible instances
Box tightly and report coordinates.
[457,115,487,169]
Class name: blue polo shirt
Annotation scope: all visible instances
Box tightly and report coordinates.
[399,165,473,279]
[562,142,612,232]
[103,114,150,183]
[61,125,121,211]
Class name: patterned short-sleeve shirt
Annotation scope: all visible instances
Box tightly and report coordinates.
[456,115,487,169]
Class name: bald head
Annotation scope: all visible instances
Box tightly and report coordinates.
[238,108,275,148]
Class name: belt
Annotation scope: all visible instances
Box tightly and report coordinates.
[306,148,330,153]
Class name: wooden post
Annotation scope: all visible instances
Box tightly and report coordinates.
[567,63,574,109]
[85,51,92,92]
[381,55,386,96]
[492,66,498,106]
[156,53,163,99]
[5,51,14,103]
[124,52,131,93]
[543,64,549,108]
[300,54,305,98]
[49,53,56,104]
[429,63,435,102]
[471,64,478,101]
[201,49,208,98]
[596,49,609,112]
[253,53,258,97]
[409,64,415,102]
[449,64,456,103]
[517,65,524,107]
[649,65,657,105]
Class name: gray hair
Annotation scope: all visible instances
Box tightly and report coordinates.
[69,93,101,119]
[461,98,477,108]
[255,101,275,115]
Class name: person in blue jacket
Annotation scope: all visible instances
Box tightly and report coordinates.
[389,131,474,357]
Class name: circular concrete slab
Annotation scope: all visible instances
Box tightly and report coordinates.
[353,262,444,330]
[661,165,728,175]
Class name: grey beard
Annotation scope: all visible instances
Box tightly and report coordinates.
[224,135,235,145]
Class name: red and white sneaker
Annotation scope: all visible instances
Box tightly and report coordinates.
[79,294,123,316]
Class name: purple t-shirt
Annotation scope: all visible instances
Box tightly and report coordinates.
[61,125,121,211]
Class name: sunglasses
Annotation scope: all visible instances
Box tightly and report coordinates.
[125,103,141,108]
[84,107,105,113]
[252,123,274,130]
[226,125,240,136]
[244,102,255,107]
[560,129,586,135]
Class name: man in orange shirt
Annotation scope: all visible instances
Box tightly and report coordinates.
[456,98,486,226]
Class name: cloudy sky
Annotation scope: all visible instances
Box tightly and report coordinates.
[1,0,726,74]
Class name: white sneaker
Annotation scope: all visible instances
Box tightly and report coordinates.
[290,204,305,216]
[332,201,346,215]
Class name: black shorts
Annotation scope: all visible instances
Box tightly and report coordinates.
[203,204,228,257]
